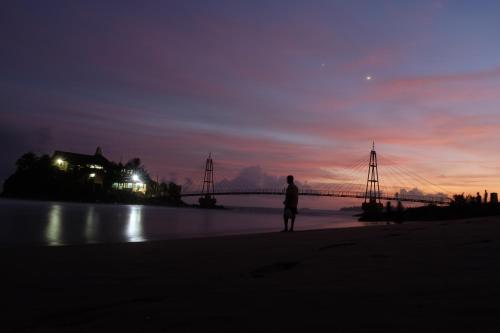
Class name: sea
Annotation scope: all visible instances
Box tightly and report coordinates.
[0,198,364,246]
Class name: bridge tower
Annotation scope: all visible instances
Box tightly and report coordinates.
[361,142,383,219]
[199,153,217,208]
[364,142,381,205]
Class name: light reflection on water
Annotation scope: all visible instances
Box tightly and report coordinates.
[85,206,98,242]
[0,199,362,246]
[46,204,62,246]
[127,205,144,242]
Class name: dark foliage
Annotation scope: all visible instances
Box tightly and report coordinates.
[2,152,184,206]
[359,193,500,222]
[403,194,500,221]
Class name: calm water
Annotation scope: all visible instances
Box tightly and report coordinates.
[0,199,363,246]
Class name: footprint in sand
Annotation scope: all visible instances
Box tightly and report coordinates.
[384,233,404,238]
[318,242,356,251]
[250,261,300,278]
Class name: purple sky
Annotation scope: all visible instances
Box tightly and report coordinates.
[2,0,500,203]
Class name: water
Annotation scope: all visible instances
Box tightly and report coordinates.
[0,199,363,246]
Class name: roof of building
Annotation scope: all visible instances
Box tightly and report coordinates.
[53,148,110,167]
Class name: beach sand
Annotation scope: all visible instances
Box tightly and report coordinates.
[2,217,500,332]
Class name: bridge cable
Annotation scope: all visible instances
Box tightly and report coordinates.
[379,156,450,195]
[380,156,450,195]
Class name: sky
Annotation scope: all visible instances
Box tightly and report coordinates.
[2,0,500,205]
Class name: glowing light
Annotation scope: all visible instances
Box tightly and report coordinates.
[56,158,64,165]
[89,173,96,178]
[127,206,144,242]
[46,204,62,246]
[85,206,98,242]
[366,75,372,81]
[132,174,140,182]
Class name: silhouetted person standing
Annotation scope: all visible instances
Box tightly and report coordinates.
[283,175,299,232]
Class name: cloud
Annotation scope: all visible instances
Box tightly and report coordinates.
[392,187,449,201]
[216,166,289,191]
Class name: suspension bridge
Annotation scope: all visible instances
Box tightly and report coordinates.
[180,144,451,206]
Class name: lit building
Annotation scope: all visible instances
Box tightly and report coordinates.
[52,147,110,185]
[52,146,147,194]
[112,169,147,194]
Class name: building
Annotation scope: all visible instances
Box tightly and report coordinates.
[52,146,147,194]
[52,147,110,185]
[112,168,147,194]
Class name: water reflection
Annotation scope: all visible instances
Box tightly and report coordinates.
[85,206,98,242]
[0,199,361,246]
[46,204,62,245]
[126,205,144,242]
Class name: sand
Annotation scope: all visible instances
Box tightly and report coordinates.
[2,217,500,332]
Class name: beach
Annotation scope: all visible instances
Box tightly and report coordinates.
[3,217,500,332]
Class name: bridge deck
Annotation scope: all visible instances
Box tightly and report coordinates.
[181,190,450,205]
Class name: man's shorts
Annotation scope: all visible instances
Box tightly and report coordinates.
[284,207,298,219]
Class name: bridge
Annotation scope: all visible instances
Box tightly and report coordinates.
[181,190,448,205]
[181,144,451,206]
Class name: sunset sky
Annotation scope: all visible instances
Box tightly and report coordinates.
[2,0,500,201]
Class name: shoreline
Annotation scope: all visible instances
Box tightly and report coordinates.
[0,196,356,213]
[0,195,187,208]
[3,215,500,331]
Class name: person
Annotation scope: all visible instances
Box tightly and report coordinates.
[283,175,299,232]
[385,201,392,223]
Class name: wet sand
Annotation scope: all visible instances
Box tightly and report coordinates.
[2,217,500,332]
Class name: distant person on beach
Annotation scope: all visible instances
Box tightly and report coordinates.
[283,175,299,232]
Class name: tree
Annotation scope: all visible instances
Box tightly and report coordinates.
[125,158,141,170]
[15,152,38,172]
